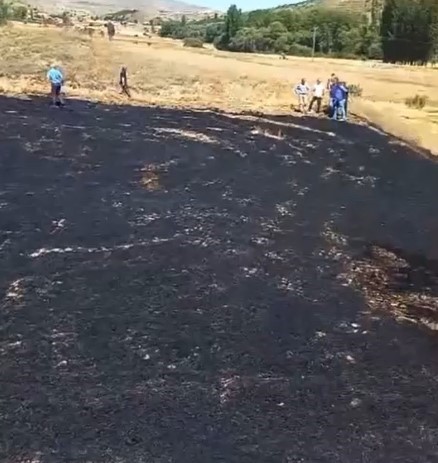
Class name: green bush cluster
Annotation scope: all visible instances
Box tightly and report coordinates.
[160,3,383,60]
[183,37,204,48]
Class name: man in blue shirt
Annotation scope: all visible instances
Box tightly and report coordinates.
[47,64,64,107]
[329,78,347,121]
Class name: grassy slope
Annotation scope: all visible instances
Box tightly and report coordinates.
[276,0,371,12]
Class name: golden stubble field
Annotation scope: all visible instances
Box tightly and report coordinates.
[1,23,437,154]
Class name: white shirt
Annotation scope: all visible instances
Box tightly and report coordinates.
[295,83,310,95]
[313,83,325,98]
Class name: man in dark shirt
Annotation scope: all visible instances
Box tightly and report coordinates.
[119,66,131,98]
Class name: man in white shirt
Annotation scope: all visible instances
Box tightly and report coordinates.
[294,78,310,114]
[309,78,325,114]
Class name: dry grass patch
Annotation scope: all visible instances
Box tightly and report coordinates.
[139,164,162,191]
[251,126,284,140]
[405,94,428,110]
[0,25,119,97]
[323,226,438,332]
[346,245,438,331]
[154,127,220,144]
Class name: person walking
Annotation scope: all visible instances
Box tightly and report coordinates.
[329,78,347,121]
[294,78,310,114]
[47,64,65,107]
[308,78,325,114]
[119,66,131,98]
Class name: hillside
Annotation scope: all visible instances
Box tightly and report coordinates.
[277,0,380,13]
[27,0,214,17]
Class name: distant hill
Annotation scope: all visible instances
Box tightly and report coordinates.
[276,0,378,13]
[27,0,216,18]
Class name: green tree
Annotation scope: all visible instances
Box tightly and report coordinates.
[0,0,10,25]
[274,33,291,53]
[268,21,287,40]
[12,6,28,21]
[367,41,383,59]
[159,20,186,39]
[205,22,224,43]
[62,11,71,26]
[224,4,242,42]
[421,0,438,62]
[228,27,273,52]
[381,0,436,64]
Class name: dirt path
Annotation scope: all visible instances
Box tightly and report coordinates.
[0,95,437,463]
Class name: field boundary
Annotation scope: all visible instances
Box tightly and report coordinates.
[351,99,437,158]
[0,85,435,160]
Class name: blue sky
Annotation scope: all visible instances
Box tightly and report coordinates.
[196,0,299,12]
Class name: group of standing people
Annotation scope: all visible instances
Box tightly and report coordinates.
[294,73,349,121]
[47,63,348,122]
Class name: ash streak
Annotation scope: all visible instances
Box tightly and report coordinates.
[29,237,173,258]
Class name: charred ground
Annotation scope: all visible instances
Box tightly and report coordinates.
[1,95,438,463]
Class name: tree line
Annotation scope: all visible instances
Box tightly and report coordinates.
[1,0,436,64]
[160,0,438,64]
[0,1,29,24]
[160,4,382,59]
[380,0,438,64]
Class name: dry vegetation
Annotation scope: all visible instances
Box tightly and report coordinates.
[1,22,437,154]
[324,227,438,333]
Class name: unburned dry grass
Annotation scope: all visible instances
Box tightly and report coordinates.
[0,22,437,154]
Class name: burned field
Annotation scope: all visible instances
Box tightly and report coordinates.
[1,96,438,463]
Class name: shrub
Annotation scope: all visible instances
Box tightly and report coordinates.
[213,33,228,50]
[288,43,312,57]
[183,37,204,48]
[330,51,361,60]
[348,83,363,97]
[367,42,383,60]
[405,94,428,109]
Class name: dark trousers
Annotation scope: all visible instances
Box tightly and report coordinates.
[119,82,131,98]
[51,83,61,96]
[309,96,322,113]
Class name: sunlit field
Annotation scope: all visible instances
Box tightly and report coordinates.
[1,22,437,153]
